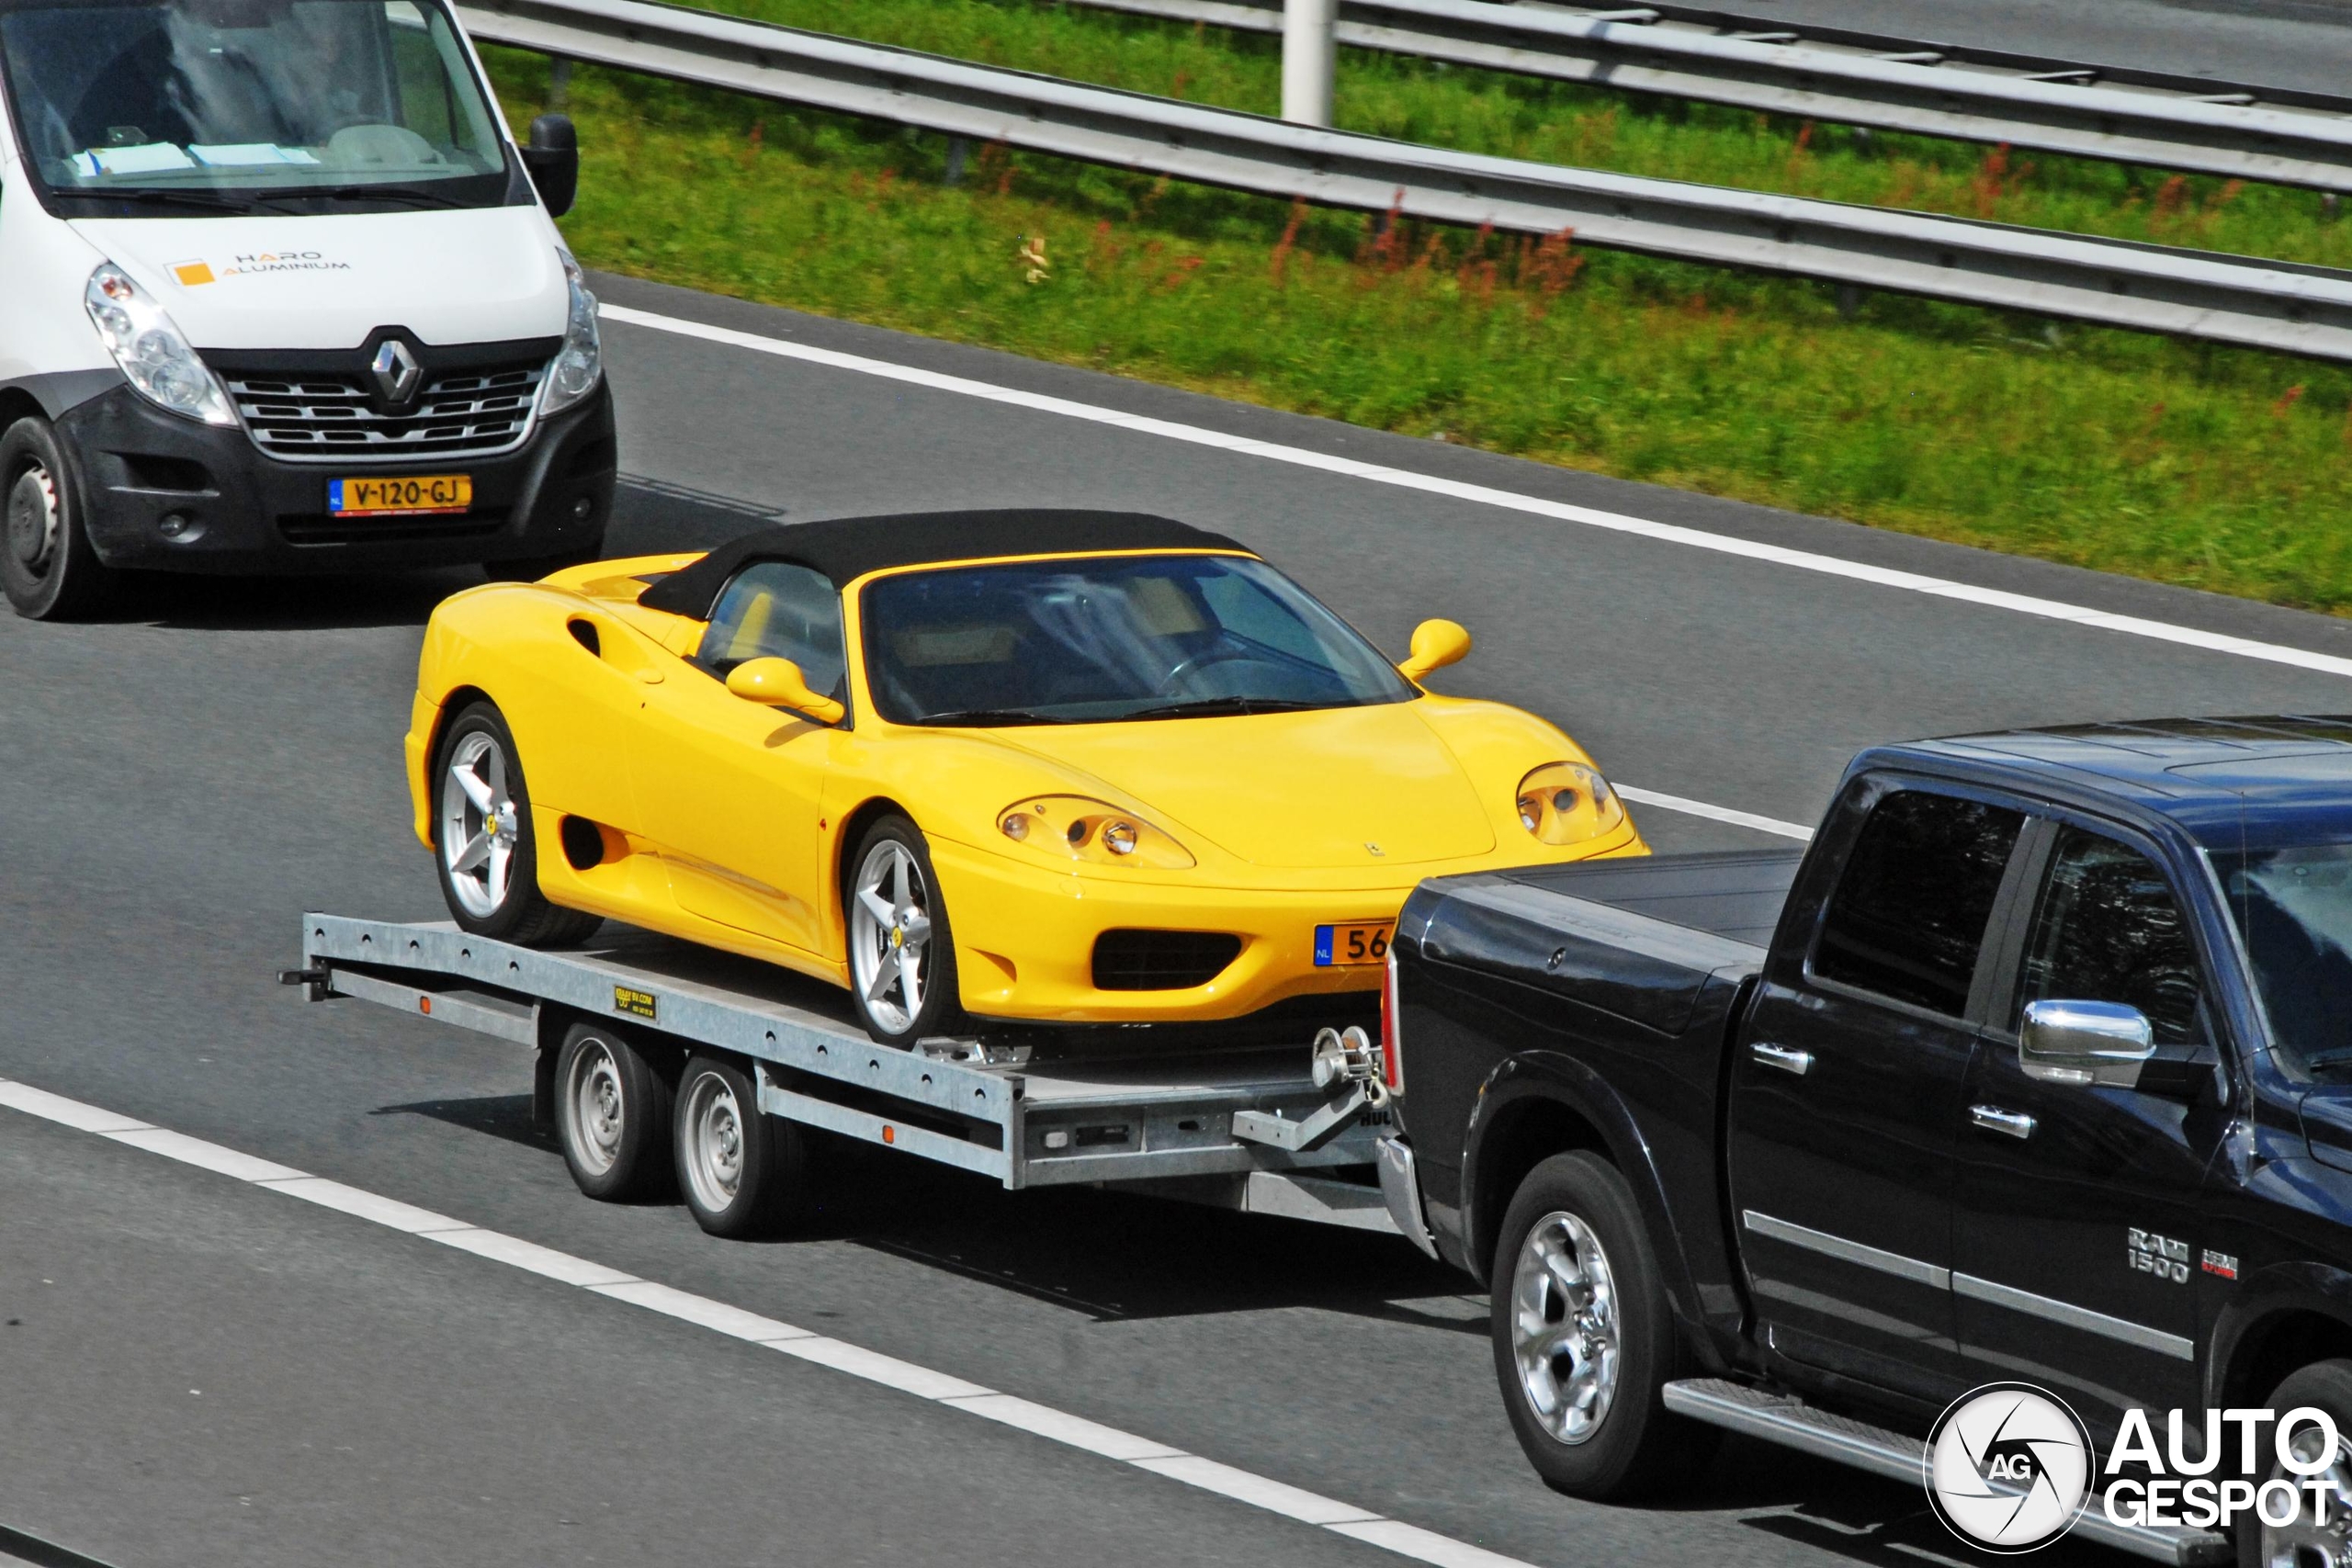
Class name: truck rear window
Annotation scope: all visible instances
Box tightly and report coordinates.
[1812,790,2024,1016]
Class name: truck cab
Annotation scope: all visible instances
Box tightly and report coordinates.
[0,0,614,618]
[1384,717,2352,1563]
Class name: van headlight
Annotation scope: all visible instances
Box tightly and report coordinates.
[85,265,235,426]
[1515,761,1627,844]
[541,252,601,415]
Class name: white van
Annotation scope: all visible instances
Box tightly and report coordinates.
[0,0,612,618]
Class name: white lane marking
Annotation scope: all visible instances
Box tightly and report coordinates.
[1616,785,1812,841]
[0,1080,1534,1568]
[604,300,2352,683]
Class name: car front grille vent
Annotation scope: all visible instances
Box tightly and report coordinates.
[223,359,547,461]
[1091,930,1244,992]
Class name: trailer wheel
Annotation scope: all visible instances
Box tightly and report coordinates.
[554,1022,673,1201]
[0,416,116,621]
[431,701,603,946]
[1491,1152,1713,1500]
[674,1055,808,1238]
[2238,1359,2352,1568]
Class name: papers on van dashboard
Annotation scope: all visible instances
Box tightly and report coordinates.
[70,142,321,175]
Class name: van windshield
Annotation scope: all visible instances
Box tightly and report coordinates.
[0,0,512,213]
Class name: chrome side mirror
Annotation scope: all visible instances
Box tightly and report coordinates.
[2019,999,2154,1089]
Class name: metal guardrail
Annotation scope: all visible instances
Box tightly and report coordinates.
[459,0,2352,362]
[1069,0,2352,194]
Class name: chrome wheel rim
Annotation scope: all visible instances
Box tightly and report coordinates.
[7,464,58,575]
[2258,1423,2352,1567]
[439,730,518,919]
[1510,1209,1621,1445]
[563,1038,626,1176]
[681,1070,745,1214]
[849,839,933,1035]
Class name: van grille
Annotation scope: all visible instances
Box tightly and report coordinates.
[1091,931,1243,991]
[223,359,547,462]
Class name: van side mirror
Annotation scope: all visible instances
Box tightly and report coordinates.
[2019,999,2154,1089]
[726,657,844,724]
[522,113,580,218]
[1397,618,1471,682]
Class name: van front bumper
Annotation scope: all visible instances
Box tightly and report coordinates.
[57,380,616,575]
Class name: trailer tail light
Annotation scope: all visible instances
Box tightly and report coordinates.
[1381,945,1404,1095]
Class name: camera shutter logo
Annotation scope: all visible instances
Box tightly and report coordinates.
[1925,1382,2095,1552]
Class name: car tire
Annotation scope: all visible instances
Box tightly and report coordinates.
[1490,1152,1715,1500]
[843,814,964,1046]
[430,701,604,946]
[2237,1359,2352,1568]
[554,1022,673,1201]
[0,416,117,621]
[674,1055,808,1239]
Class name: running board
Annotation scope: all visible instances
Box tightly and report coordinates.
[1661,1379,2231,1566]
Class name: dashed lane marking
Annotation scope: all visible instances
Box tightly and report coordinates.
[602,301,2352,685]
[0,1079,1538,1568]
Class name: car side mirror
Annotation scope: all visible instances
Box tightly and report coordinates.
[2019,999,2154,1089]
[1397,618,1471,682]
[522,113,580,218]
[726,657,844,724]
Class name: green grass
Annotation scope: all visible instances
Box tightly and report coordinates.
[485,10,2352,616]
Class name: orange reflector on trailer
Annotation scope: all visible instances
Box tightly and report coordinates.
[882,1125,895,1144]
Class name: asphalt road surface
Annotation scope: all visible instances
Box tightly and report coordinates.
[12,272,2352,1568]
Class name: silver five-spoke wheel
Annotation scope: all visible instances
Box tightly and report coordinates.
[850,838,934,1034]
[2256,1424,2352,1568]
[680,1068,746,1216]
[1510,1209,1622,1446]
[563,1036,628,1179]
[440,730,519,919]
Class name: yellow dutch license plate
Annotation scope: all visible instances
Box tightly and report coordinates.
[1314,921,1393,967]
[328,474,471,517]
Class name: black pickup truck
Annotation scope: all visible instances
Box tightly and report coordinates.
[1373,719,2352,1565]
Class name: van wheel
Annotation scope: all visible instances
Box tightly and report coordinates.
[0,417,116,620]
[674,1055,810,1239]
[2239,1359,2352,1568]
[1491,1152,1714,1499]
[431,701,603,946]
[554,1022,673,1201]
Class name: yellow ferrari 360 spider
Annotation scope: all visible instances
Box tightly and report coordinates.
[406,510,1646,1043]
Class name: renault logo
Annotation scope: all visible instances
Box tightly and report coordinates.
[370,338,423,405]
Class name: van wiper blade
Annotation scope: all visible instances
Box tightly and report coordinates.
[914,708,1073,727]
[297,183,470,209]
[1120,697,1327,720]
[58,186,261,213]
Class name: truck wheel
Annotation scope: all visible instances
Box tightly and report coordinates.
[674,1055,808,1239]
[554,1022,673,1201]
[1491,1152,1713,1500]
[432,701,604,947]
[0,416,116,621]
[844,815,964,1047]
[2239,1359,2352,1568]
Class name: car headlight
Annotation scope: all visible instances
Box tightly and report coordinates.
[1516,761,1627,844]
[540,251,601,415]
[997,795,1194,869]
[85,264,234,426]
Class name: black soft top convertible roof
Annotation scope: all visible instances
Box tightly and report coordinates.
[636,509,1251,619]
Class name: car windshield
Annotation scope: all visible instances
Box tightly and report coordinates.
[0,0,510,213]
[2216,841,2352,1077]
[859,553,1417,726]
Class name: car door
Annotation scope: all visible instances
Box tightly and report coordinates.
[1727,779,2029,1405]
[629,561,847,955]
[1951,818,2224,1429]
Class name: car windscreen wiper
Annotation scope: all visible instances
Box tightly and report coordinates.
[292,183,471,209]
[56,186,263,214]
[1119,697,1329,720]
[912,708,1075,727]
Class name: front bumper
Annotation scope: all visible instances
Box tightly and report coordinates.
[56,380,616,574]
[930,823,1645,1024]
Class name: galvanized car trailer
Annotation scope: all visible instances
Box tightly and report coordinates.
[288,914,1430,1239]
